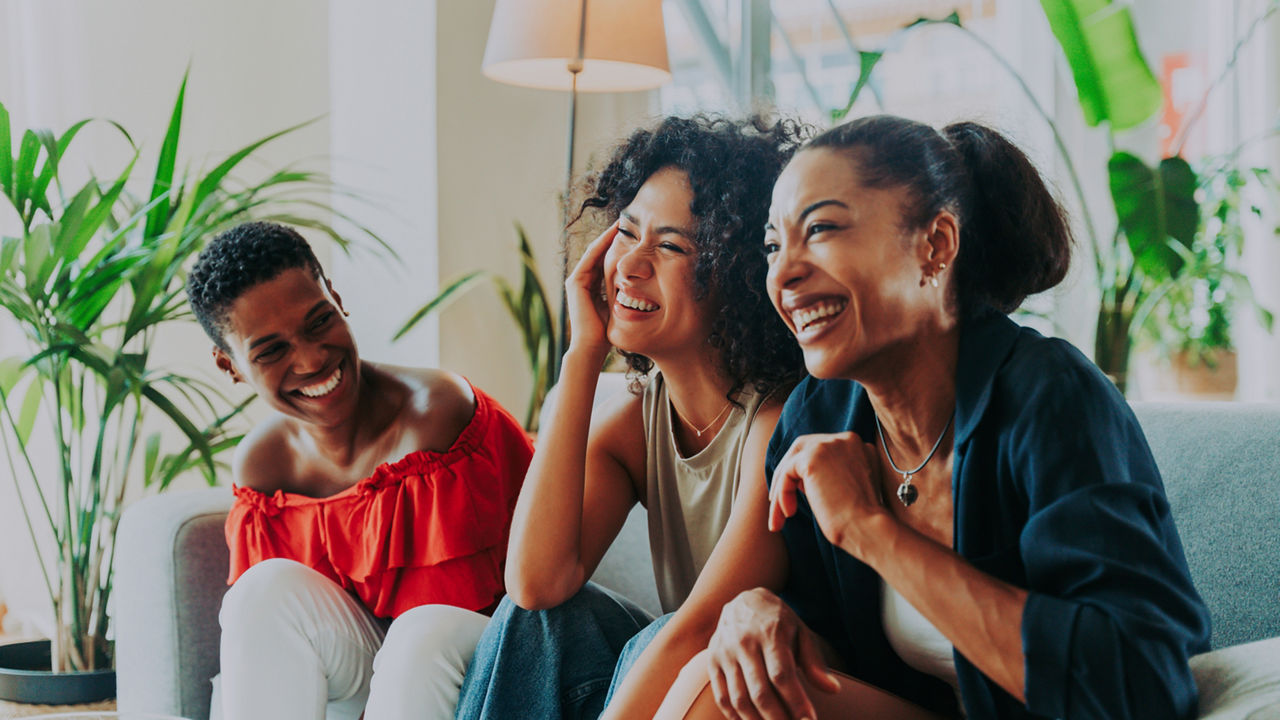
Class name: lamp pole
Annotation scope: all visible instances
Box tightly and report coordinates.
[556,0,589,376]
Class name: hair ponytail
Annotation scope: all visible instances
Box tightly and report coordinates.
[941,122,1072,313]
[804,115,1073,315]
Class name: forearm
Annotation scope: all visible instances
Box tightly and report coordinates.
[600,610,718,720]
[854,516,1028,702]
[505,348,603,604]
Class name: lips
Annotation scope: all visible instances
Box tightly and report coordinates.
[615,288,659,312]
[294,366,342,398]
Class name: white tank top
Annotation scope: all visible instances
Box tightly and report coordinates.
[880,580,964,709]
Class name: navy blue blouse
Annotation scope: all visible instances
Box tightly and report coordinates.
[766,310,1211,719]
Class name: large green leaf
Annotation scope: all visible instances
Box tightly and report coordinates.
[1040,0,1162,130]
[144,72,187,241]
[1109,152,1199,280]
[0,102,13,202]
[393,270,493,340]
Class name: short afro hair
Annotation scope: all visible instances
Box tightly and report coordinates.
[187,221,325,351]
[576,114,813,402]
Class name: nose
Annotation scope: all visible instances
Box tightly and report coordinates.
[767,238,810,291]
[615,240,653,280]
[292,338,328,376]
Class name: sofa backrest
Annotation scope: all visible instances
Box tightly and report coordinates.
[594,402,1280,648]
[1132,402,1280,649]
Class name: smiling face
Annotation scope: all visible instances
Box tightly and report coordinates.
[602,166,716,363]
[213,267,361,428]
[765,148,954,380]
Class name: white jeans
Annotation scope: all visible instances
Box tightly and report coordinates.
[217,558,489,720]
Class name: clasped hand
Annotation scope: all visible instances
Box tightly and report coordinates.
[768,431,891,557]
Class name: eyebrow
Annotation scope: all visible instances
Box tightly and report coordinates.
[247,300,331,350]
[620,210,694,239]
[764,199,850,232]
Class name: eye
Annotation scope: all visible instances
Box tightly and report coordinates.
[616,226,638,241]
[763,241,780,257]
[309,311,335,332]
[658,241,688,254]
[805,222,837,238]
[254,343,287,364]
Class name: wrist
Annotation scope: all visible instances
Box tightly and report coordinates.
[834,508,899,564]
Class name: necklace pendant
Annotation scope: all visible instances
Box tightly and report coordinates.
[896,475,918,507]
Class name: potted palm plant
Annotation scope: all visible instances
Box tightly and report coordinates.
[0,74,378,704]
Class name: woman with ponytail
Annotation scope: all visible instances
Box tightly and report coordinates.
[648,116,1210,720]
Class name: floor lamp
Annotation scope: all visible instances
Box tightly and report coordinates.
[481,0,671,377]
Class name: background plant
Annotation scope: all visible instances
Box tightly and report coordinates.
[395,223,556,431]
[0,73,379,672]
[832,0,1277,392]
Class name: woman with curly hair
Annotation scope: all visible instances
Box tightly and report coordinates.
[454,115,812,720]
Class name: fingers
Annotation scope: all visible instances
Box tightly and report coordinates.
[568,221,618,287]
[796,627,841,695]
[722,658,768,720]
[758,644,815,720]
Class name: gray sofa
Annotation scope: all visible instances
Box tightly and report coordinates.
[114,402,1280,719]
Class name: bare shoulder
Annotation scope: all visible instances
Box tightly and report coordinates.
[588,381,647,493]
[744,392,787,457]
[379,365,477,453]
[231,415,299,494]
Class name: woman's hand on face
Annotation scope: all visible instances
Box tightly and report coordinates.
[768,432,891,558]
[564,222,619,362]
[707,588,840,720]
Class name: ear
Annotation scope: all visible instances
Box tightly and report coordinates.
[212,346,244,384]
[921,210,960,269]
[325,278,349,317]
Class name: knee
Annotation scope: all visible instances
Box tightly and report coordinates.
[219,558,327,633]
[375,605,487,676]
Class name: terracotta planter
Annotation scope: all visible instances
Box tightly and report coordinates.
[1145,349,1239,400]
[0,640,115,705]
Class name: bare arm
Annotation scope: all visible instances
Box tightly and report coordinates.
[505,223,643,609]
[504,350,643,609]
[600,403,790,720]
[855,517,1027,701]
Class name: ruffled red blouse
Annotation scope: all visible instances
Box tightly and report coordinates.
[225,386,533,618]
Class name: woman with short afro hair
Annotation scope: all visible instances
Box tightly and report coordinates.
[454,114,813,720]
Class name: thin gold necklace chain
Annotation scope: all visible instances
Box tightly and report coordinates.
[675,399,733,438]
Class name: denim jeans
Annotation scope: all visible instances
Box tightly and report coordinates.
[454,583,671,720]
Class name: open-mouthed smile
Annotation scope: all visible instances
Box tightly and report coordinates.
[294,366,343,398]
[615,288,659,313]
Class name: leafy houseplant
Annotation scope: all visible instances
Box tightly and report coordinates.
[1139,161,1277,369]
[395,223,557,431]
[831,0,1276,393]
[0,74,372,680]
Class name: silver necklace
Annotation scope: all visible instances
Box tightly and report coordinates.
[874,413,954,507]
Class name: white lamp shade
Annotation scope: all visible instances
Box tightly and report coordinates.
[482,0,671,92]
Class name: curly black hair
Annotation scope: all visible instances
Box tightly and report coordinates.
[187,221,326,352]
[577,114,813,402]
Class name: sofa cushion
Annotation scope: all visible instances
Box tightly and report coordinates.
[1190,636,1280,718]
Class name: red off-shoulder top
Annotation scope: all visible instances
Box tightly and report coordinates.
[225,386,533,618]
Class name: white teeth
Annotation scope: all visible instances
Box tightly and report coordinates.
[792,300,848,331]
[298,367,342,398]
[616,289,658,312]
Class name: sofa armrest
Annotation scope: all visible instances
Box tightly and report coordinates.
[115,487,232,720]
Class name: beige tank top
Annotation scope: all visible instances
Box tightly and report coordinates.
[643,372,767,612]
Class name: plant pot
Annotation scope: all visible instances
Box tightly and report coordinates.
[0,640,115,704]
[1143,349,1239,400]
